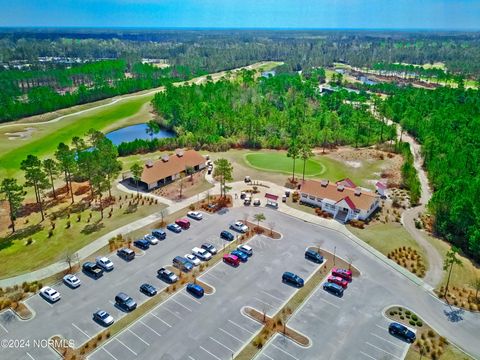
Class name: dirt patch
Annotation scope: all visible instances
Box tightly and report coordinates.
[0,201,11,233]
[244,220,282,239]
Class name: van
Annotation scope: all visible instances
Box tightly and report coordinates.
[117,248,135,261]
[175,218,190,230]
[173,256,194,272]
[152,229,166,240]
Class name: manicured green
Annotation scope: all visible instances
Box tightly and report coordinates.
[244,152,326,177]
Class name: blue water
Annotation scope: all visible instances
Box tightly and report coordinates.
[106,123,175,145]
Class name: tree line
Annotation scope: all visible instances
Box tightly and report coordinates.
[0,130,122,232]
[378,84,480,261]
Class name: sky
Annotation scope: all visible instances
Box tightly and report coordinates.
[0,0,479,30]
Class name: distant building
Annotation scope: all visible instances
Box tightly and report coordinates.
[261,70,276,78]
[299,179,380,223]
[129,149,206,191]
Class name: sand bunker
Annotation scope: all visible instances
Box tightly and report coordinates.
[5,127,36,140]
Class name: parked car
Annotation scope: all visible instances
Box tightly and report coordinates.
[134,239,150,250]
[173,256,194,272]
[186,283,204,297]
[240,192,247,199]
[328,276,348,289]
[253,198,261,206]
[323,282,344,296]
[266,200,279,208]
[152,229,166,240]
[282,272,304,287]
[96,256,114,271]
[285,190,291,197]
[243,197,251,206]
[140,283,157,297]
[223,254,240,267]
[237,244,253,256]
[305,249,324,264]
[167,223,182,233]
[157,267,178,283]
[389,322,416,343]
[40,286,61,302]
[175,218,190,229]
[93,310,114,326]
[63,274,81,288]
[244,176,251,183]
[201,243,217,255]
[192,247,212,261]
[231,250,248,262]
[185,254,201,266]
[115,292,137,311]
[282,195,287,203]
[332,267,353,281]
[187,211,203,220]
[220,230,235,241]
[231,221,248,233]
[82,262,104,279]
[117,247,135,261]
[144,234,159,245]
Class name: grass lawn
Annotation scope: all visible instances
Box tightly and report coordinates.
[0,194,166,279]
[348,223,429,271]
[244,152,326,177]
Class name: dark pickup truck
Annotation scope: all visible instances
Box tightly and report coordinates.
[157,267,179,283]
[82,262,104,279]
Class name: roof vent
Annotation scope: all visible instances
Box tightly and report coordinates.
[355,188,361,196]
[176,150,184,157]
[337,184,344,192]
[161,154,169,162]
[145,160,153,168]
[321,180,329,187]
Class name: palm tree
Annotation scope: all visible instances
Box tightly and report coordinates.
[253,213,266,232]
[287,140,300,183]
[470,278,480,303]
[300,143,314,181]
[443,246,463,299]
[130,163,143,196]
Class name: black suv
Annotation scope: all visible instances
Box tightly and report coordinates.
[134,239,150,250]
[305,249,324,264]
[82,262,103,279]
[282,272,304,287]
[115,292,137,311]
[389,322,416,343]
[117,248,135,261]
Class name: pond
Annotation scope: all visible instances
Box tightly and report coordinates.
[106,123,175,145]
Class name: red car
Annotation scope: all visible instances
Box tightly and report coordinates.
[332,267,352,281]
[328,275,348,289]
[175,218,191,230]
[223,254,240,267]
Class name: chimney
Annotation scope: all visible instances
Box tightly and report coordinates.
[321,179,329,187]
[161,154,169,162]
[337,184,344,192]
[355,188,361,196]
[145,160,153,168]
[176,149,184,157]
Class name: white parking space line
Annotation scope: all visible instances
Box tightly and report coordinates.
[102,347,119,360]
[209,336,235,353]
[128,328,150,346]
[139,320,162,337]
[366,342,402,360]
[228,319,254,334]
[171,298,192,312]
[319,297,341,309]
[188,356,196,360]
[271,343,301,360]
[219,327,243,342]
[109,300,115,306]
[0,323,8,333]
[199,346,222,360]
[151,312,173,327]
[162,307,183,320]
[179,291,202,304]
[375,324,386,331]
[261,290,283,303]
[253,297,275,308]
[204,272,223,282]
[72,323,90,339]
[370,332,404,349]
[259,353,275,360]
[359,351,377,360]
[115,338,138,356]
[25,352,35,360]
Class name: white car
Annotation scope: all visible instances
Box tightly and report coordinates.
[40,286,61,302]
[237,244,253,256]
[63,274,81,288]
[185,254,201,266]
[96,256,114,271]
[231,221,249,233]
[192,247,212,261]
[253,198,261,206]
[144,234,159,245]
[187,211,203,220]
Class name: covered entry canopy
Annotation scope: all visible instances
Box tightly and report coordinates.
[265,193,278,201]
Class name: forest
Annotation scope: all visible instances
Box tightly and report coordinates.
[0,59,202,122]
[378,85,480,261]
[146,70,395,152]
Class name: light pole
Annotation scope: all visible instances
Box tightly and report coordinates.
[333,246,336,266]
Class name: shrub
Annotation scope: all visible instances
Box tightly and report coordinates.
[405,310,411,315]
[411,314,418,321]
[409,320,416,326]
[400,315,405,320]
[416,321,423,327]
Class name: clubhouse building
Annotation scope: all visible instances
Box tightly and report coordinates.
[299,179,380,223]
[130,149,207,191]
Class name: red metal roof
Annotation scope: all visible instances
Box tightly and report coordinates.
[336,196,356,210]
[265,193,278,200]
